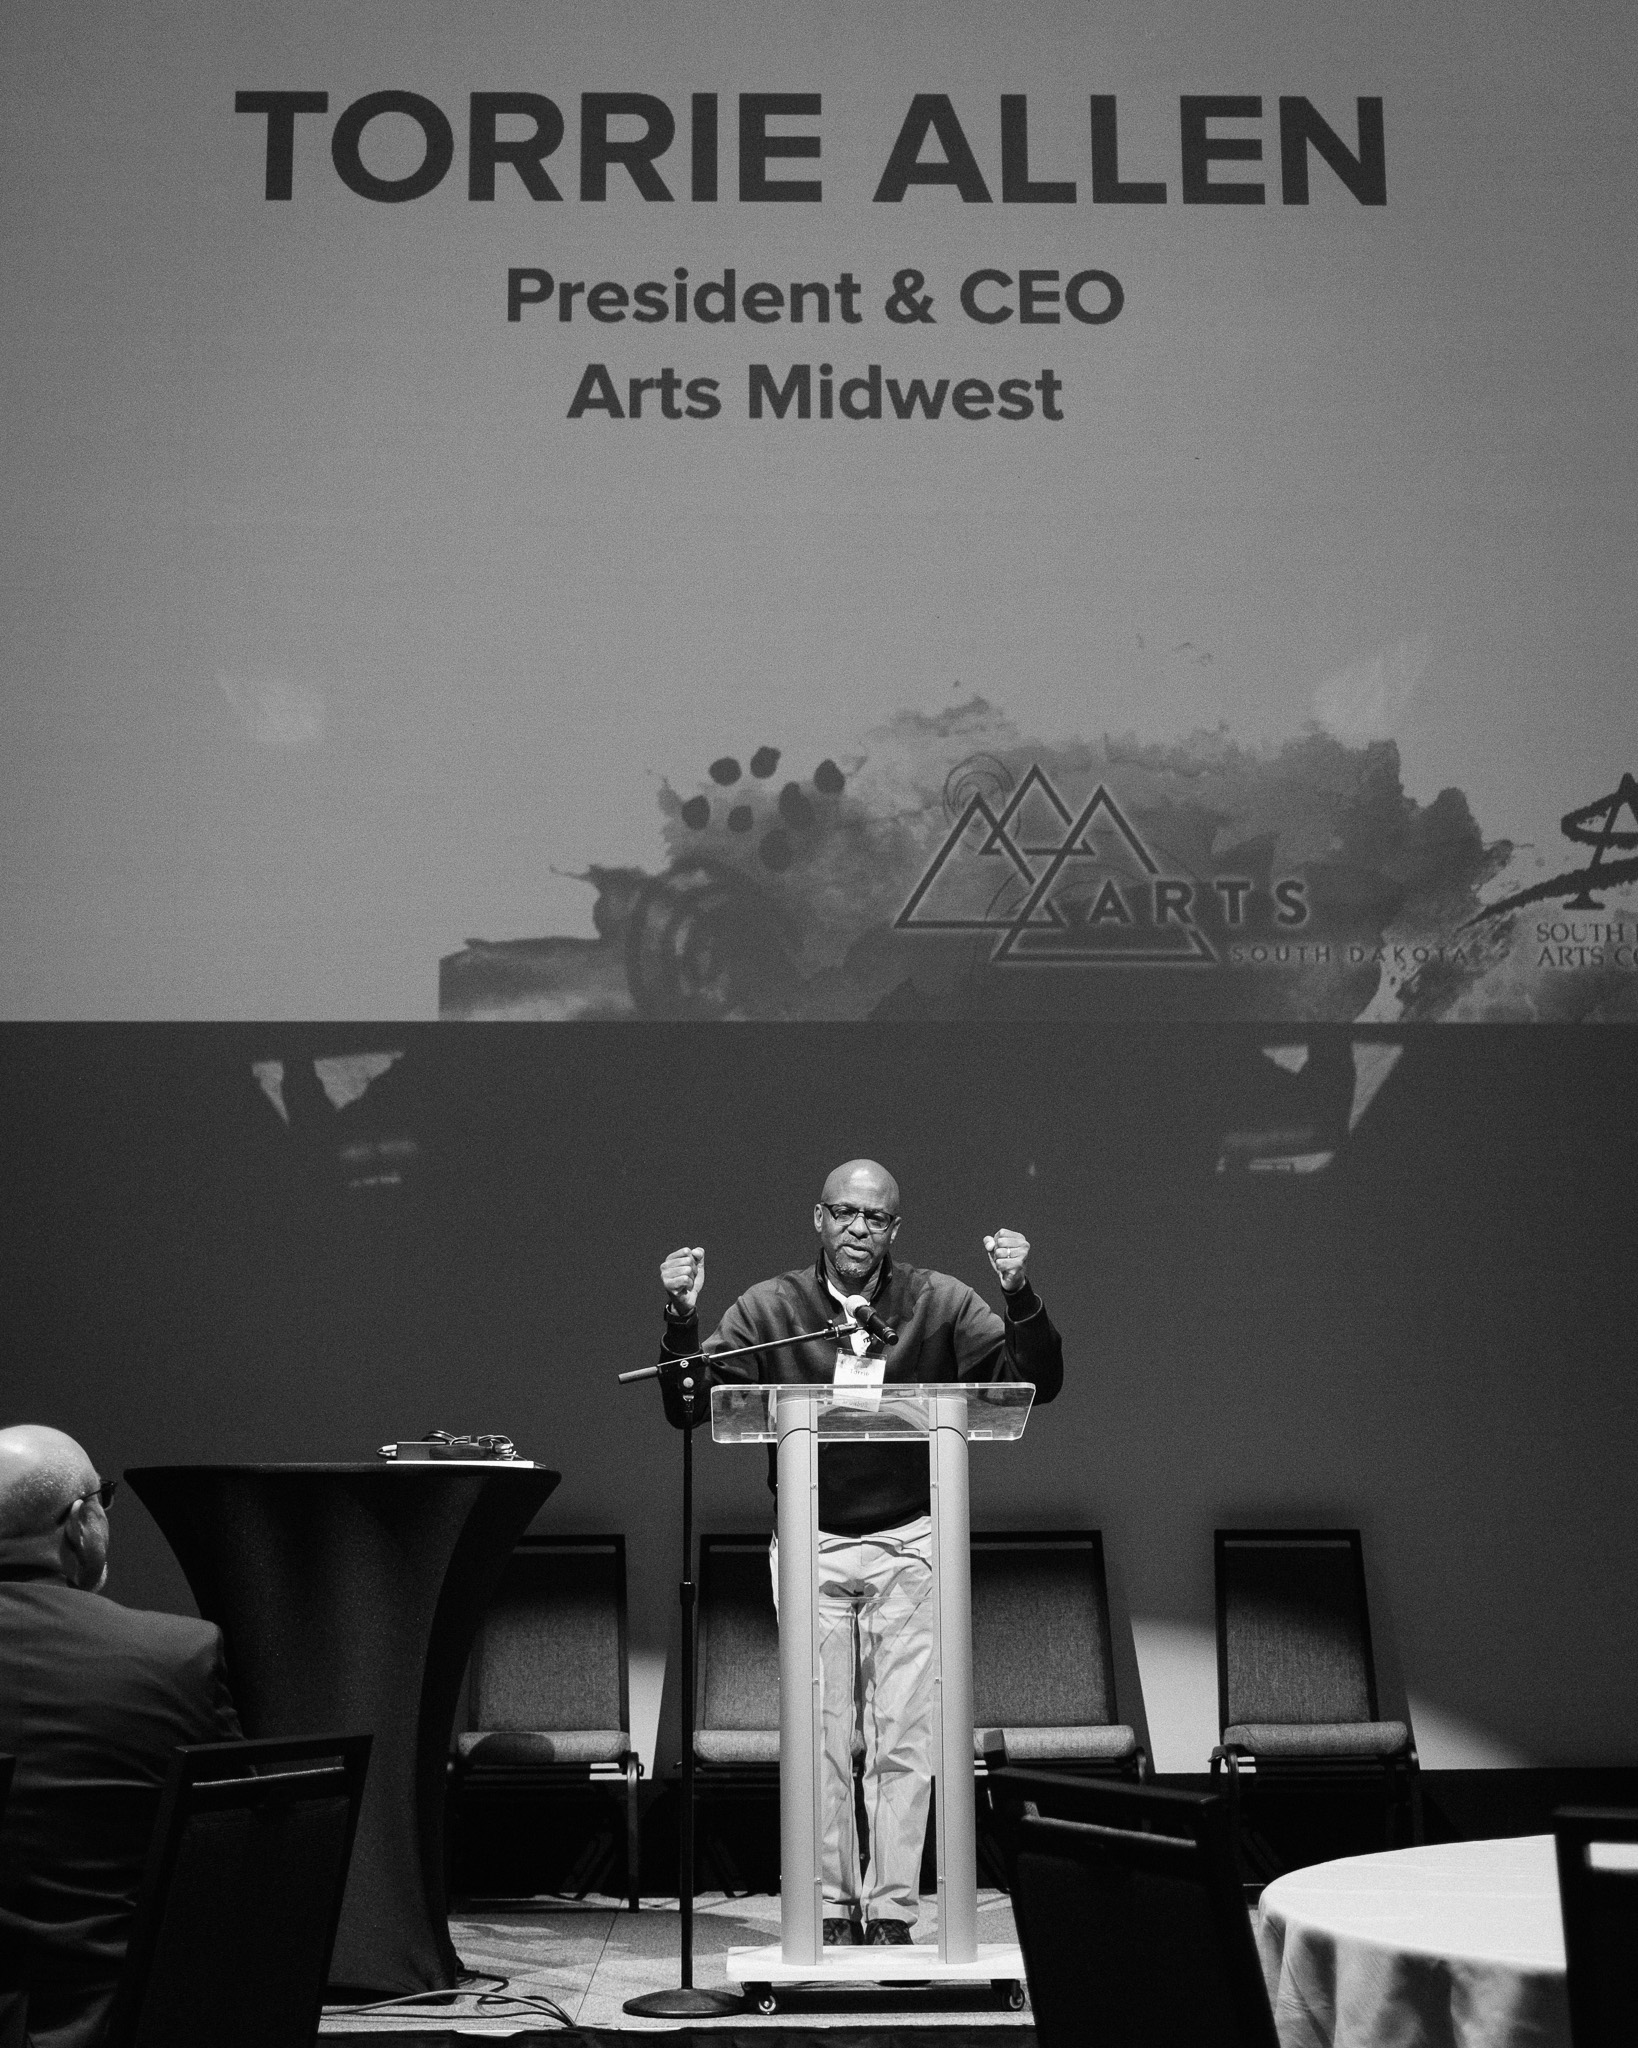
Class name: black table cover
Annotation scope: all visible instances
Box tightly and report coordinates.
[125,1462,559,1996]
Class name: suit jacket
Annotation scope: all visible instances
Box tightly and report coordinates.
[0,1559,242,2048]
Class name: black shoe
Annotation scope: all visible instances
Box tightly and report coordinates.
[865,1919,914,1945]
[823,1916,859,1946]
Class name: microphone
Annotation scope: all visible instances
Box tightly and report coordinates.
[848,1300,898,1347]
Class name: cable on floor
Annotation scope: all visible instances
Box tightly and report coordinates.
[321,1967,575,2028]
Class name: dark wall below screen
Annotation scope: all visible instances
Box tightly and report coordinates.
[2,1022,1632,1772]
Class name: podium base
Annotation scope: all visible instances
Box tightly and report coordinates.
[724,1941,1027,2014]
[621,1986,749,2018]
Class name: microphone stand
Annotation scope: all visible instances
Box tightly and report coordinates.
[617,1315,870,2020]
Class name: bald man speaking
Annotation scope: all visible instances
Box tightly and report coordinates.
[658,1159,1063,1946]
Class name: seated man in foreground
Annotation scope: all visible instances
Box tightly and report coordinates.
[658,1158,1063,1945]
[0,1424,242,2048]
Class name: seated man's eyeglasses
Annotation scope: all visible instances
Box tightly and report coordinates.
[56,1480,119,1525]
[822,1203,898,1234]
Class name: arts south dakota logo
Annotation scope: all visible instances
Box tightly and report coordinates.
[893,765,1308,967]
[1467,772,1638,924]
[1462,771,1638,973]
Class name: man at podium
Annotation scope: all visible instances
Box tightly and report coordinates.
[658,1158,1063,1947]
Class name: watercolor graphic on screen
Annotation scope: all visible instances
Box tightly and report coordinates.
[440,701,1637,1025]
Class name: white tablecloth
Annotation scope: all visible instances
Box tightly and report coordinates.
[1256,1836,1571,2048]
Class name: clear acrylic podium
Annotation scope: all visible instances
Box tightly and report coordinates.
[710,1381,1034,2009]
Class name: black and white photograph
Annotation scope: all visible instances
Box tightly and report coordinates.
[3,5,1635,2046]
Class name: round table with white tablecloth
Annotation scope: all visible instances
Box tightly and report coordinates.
[1256,1835,1571,2048]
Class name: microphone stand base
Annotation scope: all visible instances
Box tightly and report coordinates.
[622,1986,749,2018]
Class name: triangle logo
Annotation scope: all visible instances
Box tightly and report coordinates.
[895,767,1217,966]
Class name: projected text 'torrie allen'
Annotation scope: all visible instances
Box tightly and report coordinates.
[233,90,1386,209]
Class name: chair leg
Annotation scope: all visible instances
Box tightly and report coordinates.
[1221,1753,1243,1869]
[975,1767,1009,1890]
[1379,1756,1419,1849]
[445,1763,463,1904]
[1214,1749,1274,1890]
[708,1822,750,1897]
[625,1757,641,1912]
[564,1826,611,1900]
[1210,1747,1235,1832]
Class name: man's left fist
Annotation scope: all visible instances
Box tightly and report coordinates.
[983,1227,1030,1293]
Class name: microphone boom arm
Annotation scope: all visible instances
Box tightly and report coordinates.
[617,1312,893,1385]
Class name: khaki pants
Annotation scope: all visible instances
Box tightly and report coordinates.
[773,1514,934,1925]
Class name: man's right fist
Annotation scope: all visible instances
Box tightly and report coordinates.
[661,1246,706,1314]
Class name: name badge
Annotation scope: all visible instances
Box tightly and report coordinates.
[832,1350,887,1411]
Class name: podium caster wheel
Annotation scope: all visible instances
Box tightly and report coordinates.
[749,1986,778,2015]
[998,1979,1026,2011]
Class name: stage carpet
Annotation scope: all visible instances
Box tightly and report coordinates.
[320,1891,1032,2039]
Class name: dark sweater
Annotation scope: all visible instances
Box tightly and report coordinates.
[661,1254,1063,1533]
